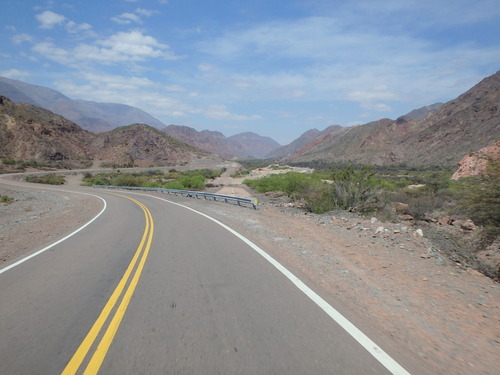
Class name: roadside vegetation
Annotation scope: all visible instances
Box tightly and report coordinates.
[243,161,499,279]
[0,195,14,204]
[1,158,51,173]
[82,168,225,191]
[1,158,92,172]
[24,174,66,185]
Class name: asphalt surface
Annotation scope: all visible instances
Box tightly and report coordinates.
[0,190,404,374]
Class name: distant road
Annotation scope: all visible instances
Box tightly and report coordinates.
[0,189,410,374]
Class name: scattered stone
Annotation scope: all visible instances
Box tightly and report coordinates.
[374,226,385,235]
[414,229,424,238]
[460,220,477,231]
[438,216,453,225]
[370,217,378,224]
[398,214,414,221]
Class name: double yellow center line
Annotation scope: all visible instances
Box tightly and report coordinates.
[62,195,154,375]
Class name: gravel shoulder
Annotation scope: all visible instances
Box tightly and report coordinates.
[1,173,499,375]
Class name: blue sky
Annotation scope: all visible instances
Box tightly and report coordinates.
[1,0,499,144]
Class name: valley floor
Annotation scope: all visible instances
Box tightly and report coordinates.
[1,172,499,375]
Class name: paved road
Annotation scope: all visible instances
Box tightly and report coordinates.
[0,190,409,374]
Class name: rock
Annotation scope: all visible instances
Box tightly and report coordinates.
[438,216,453,225]
[451,141,500,180]
[374,226,385,235]
[370,217,378,224]
[460,220,477,231]
[414,229,424,237]
[394,202,410,214]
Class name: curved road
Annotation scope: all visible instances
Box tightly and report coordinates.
[0,187,411,374]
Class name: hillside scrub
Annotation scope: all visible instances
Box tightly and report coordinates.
[452,160,500,239]
[82,169,224,191]
[25,174,66,185]
[244,165,383,213]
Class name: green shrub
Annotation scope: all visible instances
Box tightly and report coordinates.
[0,195,14,204]
[25,174,65,185]
[328,165,379,211]
[163,180,185,190]
[453,160,500,238]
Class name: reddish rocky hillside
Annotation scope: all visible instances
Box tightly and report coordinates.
[90,124,212,167]
[268,125,348,159]
[0,96,94,168]
[0,97,215,168]
[452,141,500,179]
[285,71,500,167]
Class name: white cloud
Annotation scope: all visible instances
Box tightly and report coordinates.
[135,8,158,17]
[0,69,30,79]
[12,33,33,44]
[111,8,157,24]
[32,42,72,64]
[205,104,261,121]
[97,30,168,59]
[54,73,193,119]
[35,10,93,37]
[33,30,179,65]
[111,13,143,25]
[65,21,92,34]
[36,11,66,29]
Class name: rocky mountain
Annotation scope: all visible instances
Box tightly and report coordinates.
[90,124,209,167]
[163,125,281,159]
[0,97,213,168]
[227,132,281,158]
[0,96,94,169]
[403,103,444,120]
[268,125,348,159]
[284,71,500,167]
[0,76,166,132]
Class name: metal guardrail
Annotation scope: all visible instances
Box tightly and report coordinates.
[92,185,259,209]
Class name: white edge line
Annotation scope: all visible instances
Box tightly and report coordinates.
[0,193,107,275]
[146,193,412,375]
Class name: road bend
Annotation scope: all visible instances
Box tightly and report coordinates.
[0,190,411,374]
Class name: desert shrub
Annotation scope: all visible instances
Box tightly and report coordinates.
[453,160,500,238]
[110,174,147,187]
[0,195,14,204]
[302,182,335,213]
[328,165,379,211]
[25,174,65,185]
[2,159,16,165]
[163,180,185,190]
[244,172,312,196]
[179,175,205,190]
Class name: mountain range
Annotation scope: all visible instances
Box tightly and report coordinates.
[0,96,216,169]
[1,72,499,168]
[0,76,280,159]
[273,72,499,167]
[163,125,280,159]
